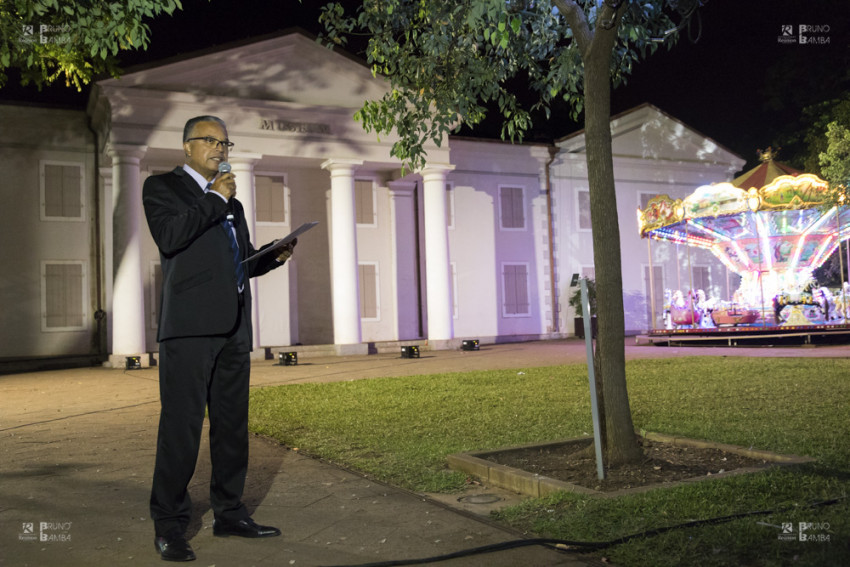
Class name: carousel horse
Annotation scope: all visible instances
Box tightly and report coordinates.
[694,289,717,328]
[834,282,850,320]
[662,289,673,329]
[813,287,837,321]
[669,290,702,327]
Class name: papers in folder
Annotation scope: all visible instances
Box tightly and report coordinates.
[241,221,318,264]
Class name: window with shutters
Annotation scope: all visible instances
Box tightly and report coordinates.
[355,179,377,226]
[255,175,288,223]
[692,265,711,295]
[359,262,380,320]
[502,263,530,317]
[42,261,86,331]
[499,186,525,230]
[41,162,84,221]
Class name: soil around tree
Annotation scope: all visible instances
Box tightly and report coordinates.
[483,437,771,493]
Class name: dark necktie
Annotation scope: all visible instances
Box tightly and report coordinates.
[207,183,245,289]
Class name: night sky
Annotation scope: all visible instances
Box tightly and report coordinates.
[2,0,847,172]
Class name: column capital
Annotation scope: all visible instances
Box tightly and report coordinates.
[321,158,363,173]
[106,143,147,162]
[228,152,264,167]
[418,164,455,183]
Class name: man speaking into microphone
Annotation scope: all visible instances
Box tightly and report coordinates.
[143,115,294,562]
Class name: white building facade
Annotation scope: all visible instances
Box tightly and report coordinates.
[0,32,744,367]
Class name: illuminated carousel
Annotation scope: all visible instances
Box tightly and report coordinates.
[638,151,850,345]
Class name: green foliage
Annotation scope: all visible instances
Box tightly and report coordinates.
[568,276,597,316]
[0,0,188,90]
[820,120,850,189]
[786,94,850,175]
[319,0,680,169]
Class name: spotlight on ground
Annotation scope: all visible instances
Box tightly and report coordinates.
[401,345,420,358]
[125,356,141,370]
[461,339,480,351]
[278,352,298,366]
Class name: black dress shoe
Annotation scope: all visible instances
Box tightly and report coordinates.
[213,517,281,538]
[154,534,196,562]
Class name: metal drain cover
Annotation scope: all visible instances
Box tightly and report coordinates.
[458,493,503,504]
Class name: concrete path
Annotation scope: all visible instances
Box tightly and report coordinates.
[2,339,847,566]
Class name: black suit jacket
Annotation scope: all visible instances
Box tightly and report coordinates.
[143,167,283,347]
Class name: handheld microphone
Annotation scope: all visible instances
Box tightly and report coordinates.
[218,162,234,221]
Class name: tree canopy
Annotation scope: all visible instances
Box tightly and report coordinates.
[320,0,692,169]
[0,0,186,91]
[819,116,850,190]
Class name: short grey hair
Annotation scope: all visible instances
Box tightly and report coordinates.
[183,115,228,142]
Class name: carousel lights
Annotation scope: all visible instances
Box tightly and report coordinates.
[730,240,754,271]
[789,234,807,272]
[747,188,760,212]
[810,234,836,269]
[801,206,837,237]
[794,209,805,232]
[649,230,713,249]
[711,244,740,273]
[650,227,688,244]
[754,213,773,271]
[689,220,732,242]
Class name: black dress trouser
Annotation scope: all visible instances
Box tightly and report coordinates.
[150,296,251,537]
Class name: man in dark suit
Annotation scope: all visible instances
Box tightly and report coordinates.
[143,115,294,562]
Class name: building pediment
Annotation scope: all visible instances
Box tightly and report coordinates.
[557,103,743,168]
[99,30,390,109]
[88,30,455,166]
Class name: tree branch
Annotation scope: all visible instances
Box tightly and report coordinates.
[553,0,592,56]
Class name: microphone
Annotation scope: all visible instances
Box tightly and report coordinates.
[218,162,234,221]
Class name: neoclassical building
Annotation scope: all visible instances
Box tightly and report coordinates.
[0,31,743,368]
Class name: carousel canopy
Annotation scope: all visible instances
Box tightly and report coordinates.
[732,148,804,190]
[637,153,847,280]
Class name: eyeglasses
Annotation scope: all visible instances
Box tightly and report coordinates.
[185,136,234,150]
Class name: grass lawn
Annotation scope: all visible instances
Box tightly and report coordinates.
[249,356,849,567]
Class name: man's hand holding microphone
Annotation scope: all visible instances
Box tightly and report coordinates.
[211,161,237,201]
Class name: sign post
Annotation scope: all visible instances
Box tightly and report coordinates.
[580,277,605,481]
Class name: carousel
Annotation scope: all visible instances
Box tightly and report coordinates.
[638,149,850,345]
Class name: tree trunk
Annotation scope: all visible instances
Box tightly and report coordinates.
[581,10,643,467]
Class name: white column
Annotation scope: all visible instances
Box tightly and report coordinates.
[421,165,455,342]
[107,144,148,365]
[229,153,262,350]
[322,159,363,345]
